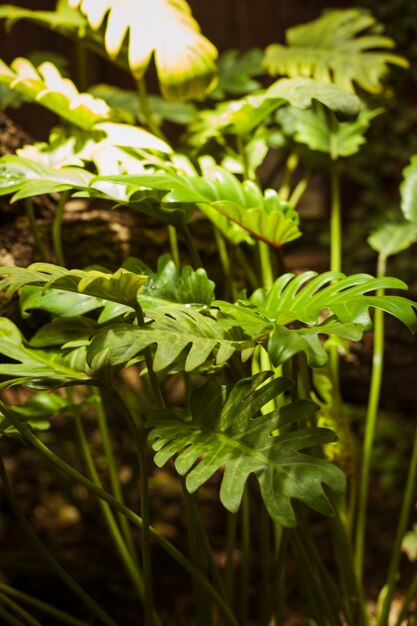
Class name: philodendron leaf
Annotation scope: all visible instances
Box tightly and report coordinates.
[94,163,301,247]
[264,9,408,94]
[368,223,417,259]
[400,155,417,224]
[0,317,91,387]
[68,0,218,101]
[277,103,382,159]
[0,58,110,129]
[0,155,93,201]
[0,263,148,309]
[216,271,417,366]
[209,48,264,100]
[147,371,346,526]
[87,306,250,373]
[0,393,68,437]
[186,77,361,146]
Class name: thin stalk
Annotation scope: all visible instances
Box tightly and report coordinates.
[134,304,166,409]
[239,489,250,626]
[25,199,48,262]
[224,512,238,605]
[354,254,387,584]
[93,390,139,566]
[136,78,165,140]
[329,162,342,387]
[234,246,259,291]
[278,152,299,201]
[0,604,24,626]
[261,527,288,626]
[380,423,417,626]
[258,502,271,623]
[0,593,42,626]
[168,225,180,269]
[182,225,201,268]
[214,227,236,300]
[258,241,274,291]
[0,456,118,626]
[0,400,239,626]
[73,412,152,620]
[52,190,69,267]
[0,583,88,626]
[287,172,311,208]
[395,569,417,626]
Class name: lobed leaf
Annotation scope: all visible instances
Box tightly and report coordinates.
[147,371,346,526]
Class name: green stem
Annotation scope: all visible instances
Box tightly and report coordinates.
[258,503,271,624]
[134,305,166,410]
[168,225,180,269]
[224,511,238,605]
[329,162,342,387]
[278,152,299,201]
[0,400,239,626]
[234,246,259,291]
[25,199,48,262]
[380,423,417,626]
[258,241,274,291]
[0,455,118,626]
[287,172,311,208]
[73,412,150,617]
[354,254,386,584]
[214,227,236,300]
[0,604,24,626]
[0,593,42,626]
[93,390,139,566]
[0,583,88,626]
[136,78,165,140]
[182,225,201,268]
[239,490,250,626]
[52,190,69,267]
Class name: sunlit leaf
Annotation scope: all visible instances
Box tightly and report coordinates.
[400,155,417,224]
[148,371,346,525]
[68,0,218,100]
[209,48,264,100]
[368,223,417,258]
[264,9,408,94]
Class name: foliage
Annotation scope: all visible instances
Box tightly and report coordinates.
[0,4,416,626]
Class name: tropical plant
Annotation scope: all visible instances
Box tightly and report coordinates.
[0,3,416,626]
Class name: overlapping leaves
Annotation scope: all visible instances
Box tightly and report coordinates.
[147,371,346,526]
[263,9,408,94]
[217,271,417,366]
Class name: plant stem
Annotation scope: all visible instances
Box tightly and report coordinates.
[258,502,271,624]
[182,225,201,268]
[329,161,342,386]
[25,199,48,262]
[0,584,88,626]
[354,254,386,584]
[0,400,239,626]
[134,305,166,410]
[214,227,236,300]
[278,152,299,201]
[0,604,24,626]
[52,190,69,267]
[73,411,152,620]
[258,241,274,291]
[93,390,139,566]
[0,592,42,626]
[288,172,311,208]
[136,77,165,139]
[379,423,417,626]
[234,246,259,291]
[0,455,118,626]
[224,511,238,605]
[239,489,250,626]
[168,224,180,269]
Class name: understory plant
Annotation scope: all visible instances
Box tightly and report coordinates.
[0,2,417,625]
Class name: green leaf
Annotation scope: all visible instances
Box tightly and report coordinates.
[0,155,93,200]
[0,263,148,309]
[93,163,301,247]
[400,155,417,224]
[277,103,382,159]
[124,256,215,305]
[68,0,218,100]
[20,285,105,318]
[87,306,249,373]
[263,9,408,94]
[209,48,264,100]
[368,223,417,258]
[0,317,91,387]
[147,371,346,526]
[0,57,110,129]
[402,523,417,562]
[89,84,197,125]
[0,392,68,437]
